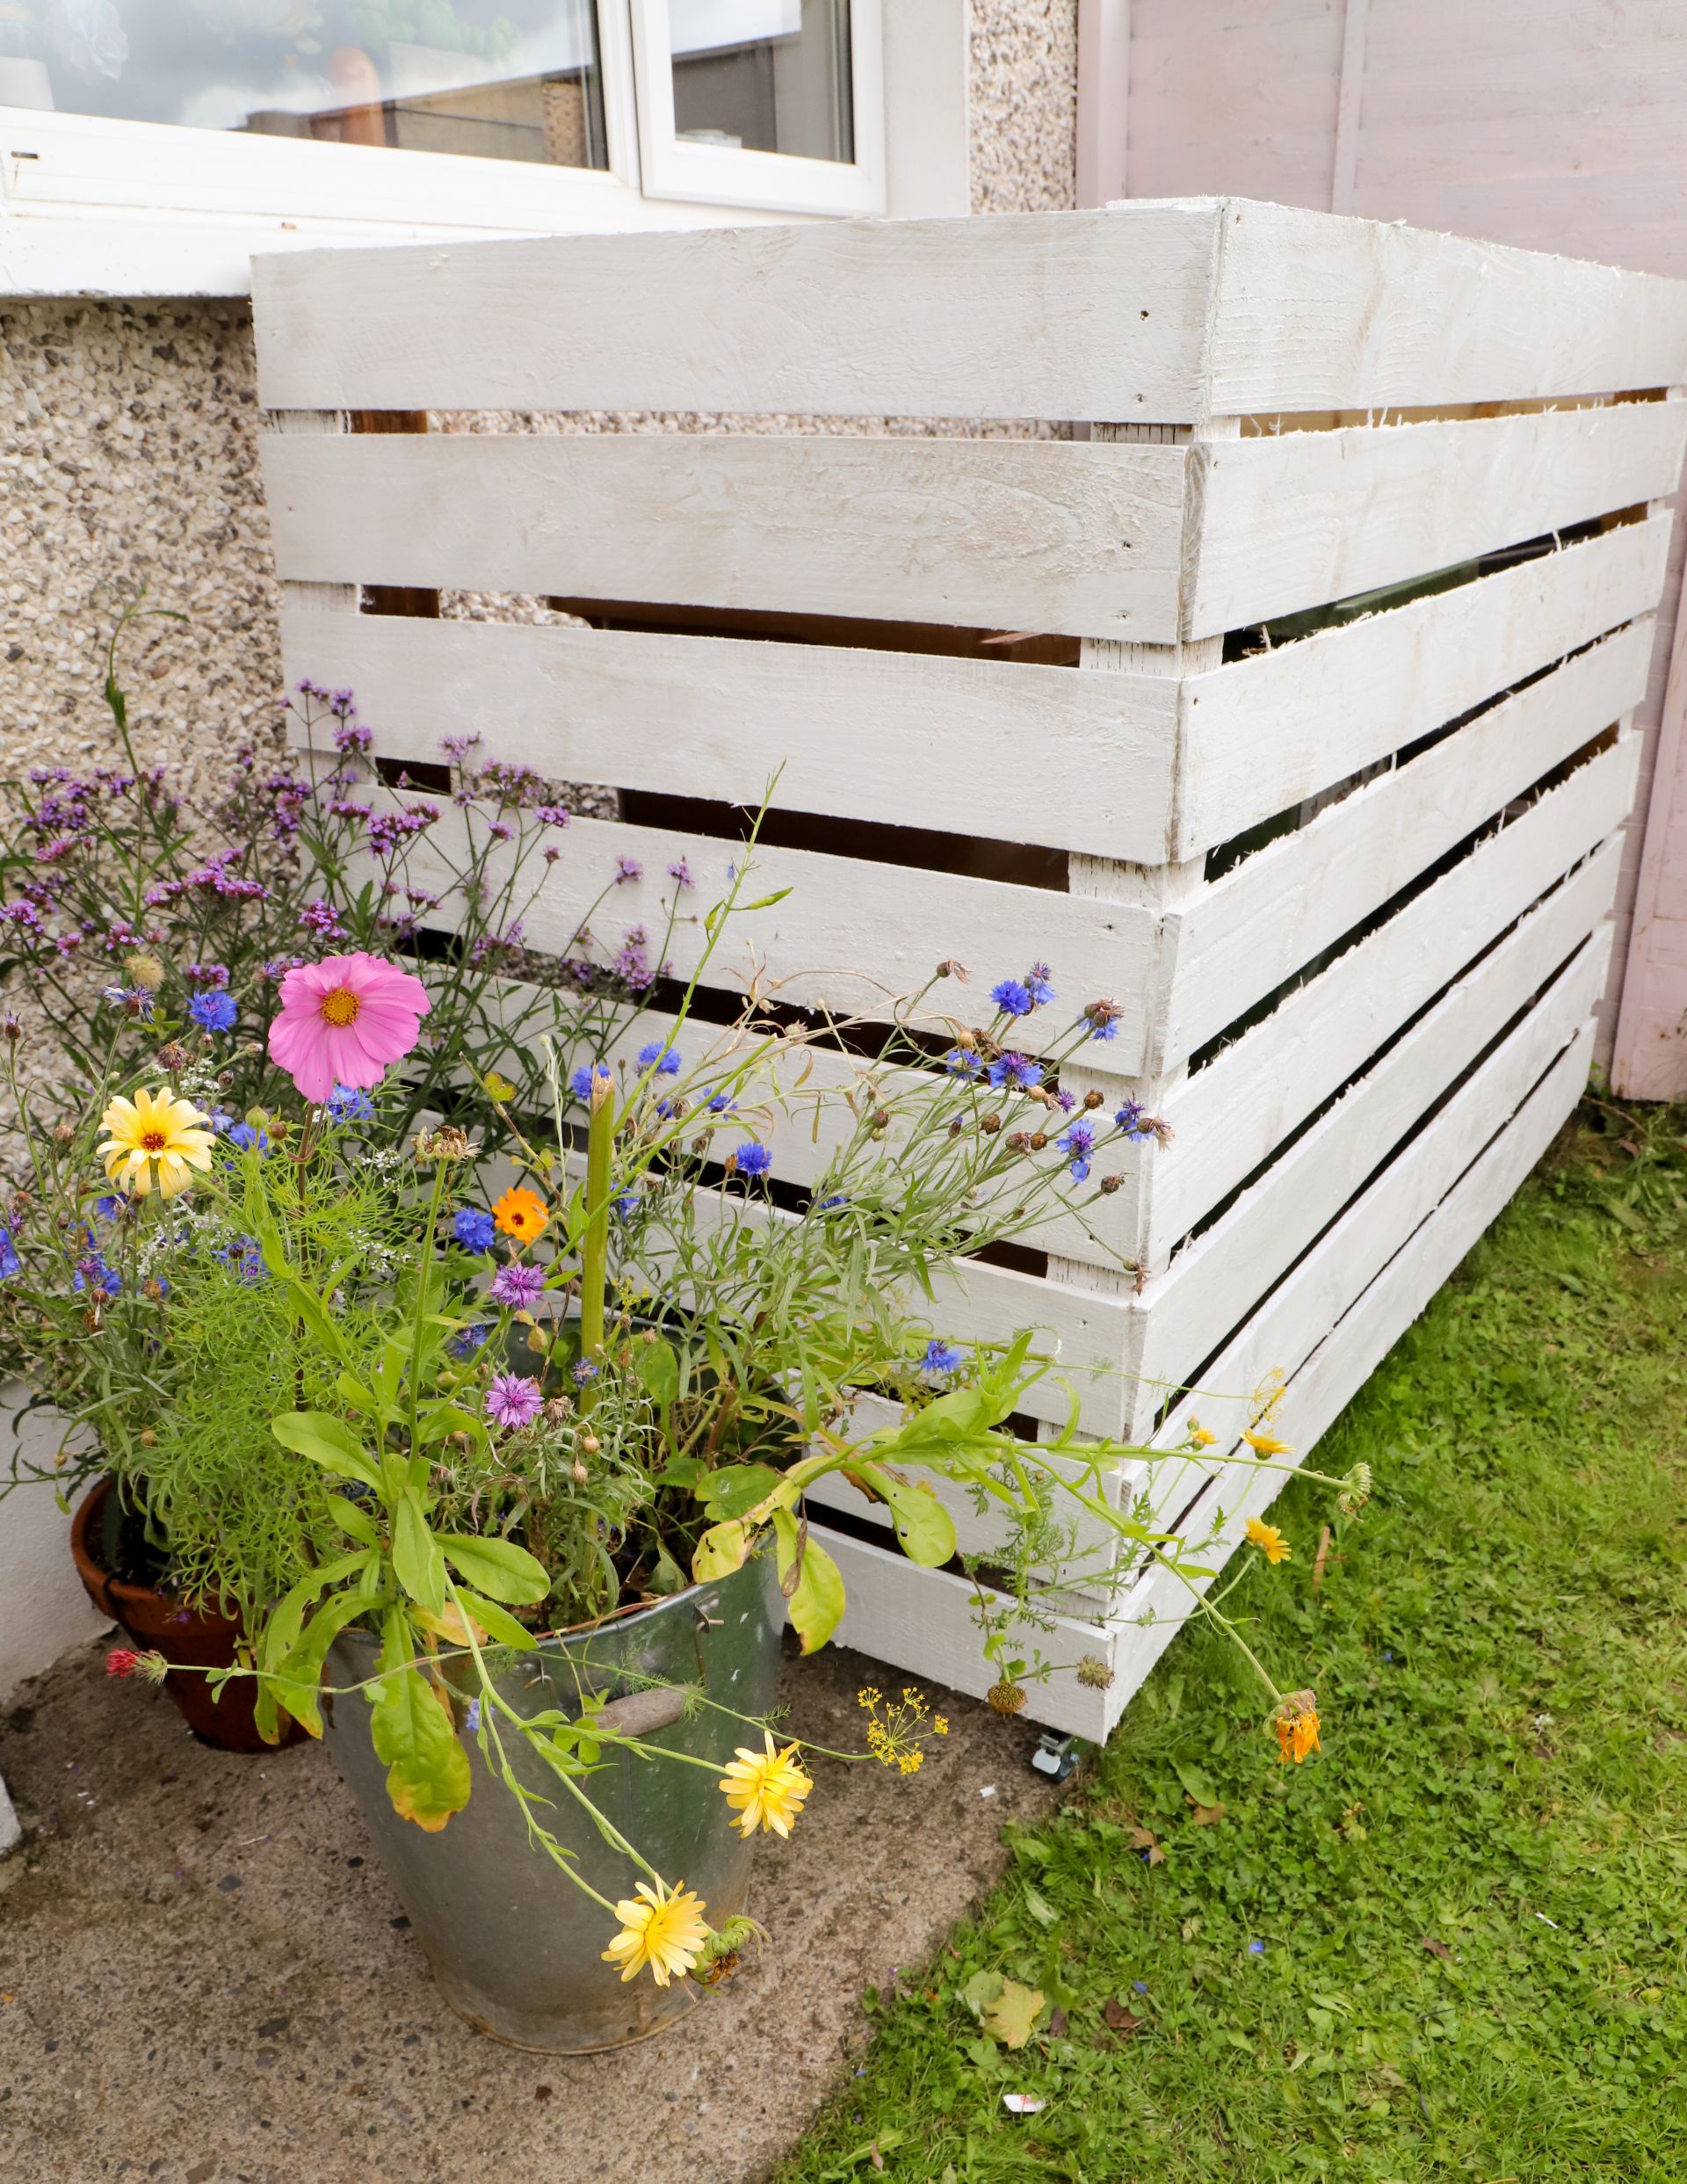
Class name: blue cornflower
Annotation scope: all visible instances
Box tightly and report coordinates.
[815,1194,849,1212]
[655,1098,680,1120]
[449,1322,492,1360]
[1114,1099,1148,1137]
[733,1142,772,1179]
[613,1193,640,1220]
[990,978,1033,1019]
[0,1229,18,1279]
[215,1236,265,1285]
[453,1208,496,1253]
[1059,1120,1097,1183]
[571,1359,600,1387]
[73,1255,120,1298]
[920,1339,964,1377]
[1248,1941,1266,1957]
[1053,1089,1076,1114]
[1132,1981,1149,1995]
[465,1697,481,1735]
[227,1123,269,1157]
[945,1048,985,1077]
[1025,963,1056,1006]
[326,1084,375,1122]
[1083,998,1121,1041]
[635,1041,682,1077]
[987,1052,1040,1092]
[569,1061,612,1102]
[92,1194,126,1223]
[706,1091,736,1114]
[188,990,236,1034]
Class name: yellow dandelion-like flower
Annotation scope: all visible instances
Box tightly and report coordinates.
[1271,1691,1321,1766]
[718,1731,813,1839]
[98,1087,214,1201]
[492,1185,549,1244]
[600,1877,709,1987]
[1245,1516,1292,1565]
[1242,1429,1292,1457]
[1187,1420,1217,1448]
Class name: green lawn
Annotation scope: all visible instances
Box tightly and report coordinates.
[782,1102,1687,2183]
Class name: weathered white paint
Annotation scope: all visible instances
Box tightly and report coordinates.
[0,1393,108,1708]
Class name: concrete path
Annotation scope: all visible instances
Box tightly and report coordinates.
[0,1634,1056,2183]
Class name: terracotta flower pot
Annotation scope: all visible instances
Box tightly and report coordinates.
[70,1478,305,1755]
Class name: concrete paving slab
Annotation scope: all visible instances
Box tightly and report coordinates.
[0,1633,1057,2183]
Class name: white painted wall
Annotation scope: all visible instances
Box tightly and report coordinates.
[0,1390,108,1709]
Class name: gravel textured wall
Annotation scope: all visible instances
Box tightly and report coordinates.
[968,0,1080,214]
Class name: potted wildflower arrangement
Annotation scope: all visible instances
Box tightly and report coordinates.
[74,903,1364,2050]
[0,640,691,1747]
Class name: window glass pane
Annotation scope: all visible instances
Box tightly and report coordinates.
[0,3,611,170]
[666,0,851,164]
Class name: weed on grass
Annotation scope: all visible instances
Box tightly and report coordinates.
[782,1103,1687,2182]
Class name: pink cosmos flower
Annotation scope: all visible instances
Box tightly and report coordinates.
[268,951,431,1106]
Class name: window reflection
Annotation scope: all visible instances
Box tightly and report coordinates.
[667,0,851,165]
[0,3,612,169]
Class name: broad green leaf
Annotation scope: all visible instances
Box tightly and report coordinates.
[336,1372,384,1419]
[692,1519,749,1582]
[370,1611,471,1832]
[771,1508,844,1654]
[392,1491,446,1614]
[695,1462,783,1520]
[453,1586,539,1651]
[330,1495,380,1547]
[272,1411,381,1491]
[438,1534,550,1606]
[982,1977,1046,2050]
[272,1591,371,1738]
[418,1402,489,1449]
[635,1337,679,1411]
[855,1462,957,1567]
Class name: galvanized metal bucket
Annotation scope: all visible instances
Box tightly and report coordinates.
[323,1549,783,2051]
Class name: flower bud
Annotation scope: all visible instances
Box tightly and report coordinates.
[156,1042,189,1073]
[581,1433,601,1455]
[1029,1131,1048,1151]
[1083,1089,1104,1111]
[52,1122,74,1146]
[980,1113,1002,1136]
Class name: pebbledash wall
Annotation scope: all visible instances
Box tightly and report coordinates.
[0,0,1080,1703]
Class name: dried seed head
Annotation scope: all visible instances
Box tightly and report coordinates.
[1029,1131,1048,1151]
[980,1113,1002,1136]
[155,1041,189,1073]
[987,1681,1027,1716]
[1075,1655,1115,1690]
[1083,1088,1104,1111]
[124,952,165,993]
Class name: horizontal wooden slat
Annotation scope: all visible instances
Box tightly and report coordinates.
[1206,199,1687,413]
[253,204,1224,421]
[279,606,1185,863]
[1149,736,1636,1251]
[1157,623,1649,1064]
[1183,398,1687,637]
[252,200,1687,422]
[260,432,1190,644]
[386,798,1162,1072]
[1174,513,1670,856]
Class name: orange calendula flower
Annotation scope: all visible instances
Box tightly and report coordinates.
[1246,1516,1291,1564]
[1242,1429,1292,1456]
[719,1731,813,1838]
[600,1877,709,1987]
[1271,1691,1321,1766]
[492,1185,549,1244]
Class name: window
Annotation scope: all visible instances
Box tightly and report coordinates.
[631,0,884,215]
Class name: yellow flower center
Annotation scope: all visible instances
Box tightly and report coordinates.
[321,987,360,1027]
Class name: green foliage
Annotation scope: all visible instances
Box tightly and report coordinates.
[779,1105,1687,2183]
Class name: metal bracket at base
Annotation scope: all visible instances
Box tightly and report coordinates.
[1030,1731,1082,1783]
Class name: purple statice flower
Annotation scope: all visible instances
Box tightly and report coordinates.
[449,1322,492,1360]
[326,1085,375,1123]
[184,961,230,990]
[537,804,570,829]
[453,1208,496,1253]
[54,934,82,958]
[299,899,348,943]
[489,1261,546,1311]
[945,1047,985,1078]
[333,719,373,755]
[487,820,513,845]
[570,1360,599,1387]
[612,926,655,990]
[988,1052,1040,1092]
[485,1374,544,1431]
[920,1339,964,1377]
[613,854,642,886]
[665,857,694,889]
[1058,1120,1097,1183]
[189,991,237,1035]
[0,1230,18,1280]
[1083,998,1121,1042]
[1025,963,1056,1006]
[636,1041,682,1077]
[733,1142,772,1179]
[990,978,1033,1019]
[569,1061,612,1102]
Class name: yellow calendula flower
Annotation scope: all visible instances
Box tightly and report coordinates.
[719,1730,813,1838]
[1271,1691,1321,1766]
[1242,1428,1292,1456]
[98,1087,214,1200]
[1187,1419,1217,1448]
[600,1877,709,1987]
[1246,1517,1291,1564]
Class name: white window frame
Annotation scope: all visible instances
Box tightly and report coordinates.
[0,0,936,299]
[628,0,886,217]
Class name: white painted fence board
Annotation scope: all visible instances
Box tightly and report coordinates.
[260,432,1191,643]
[280,605,1186,864]
[253,204,1224,421]
[252,201,1687,422]
[1206,200,1687,413]
[1102,1023,1594,1723]
[1149,740,1635,1251]
[1174,514,1670,856]
[1129,915,1613,1438]
[1183,399,1687,638]
[1159,625,1649,1063]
